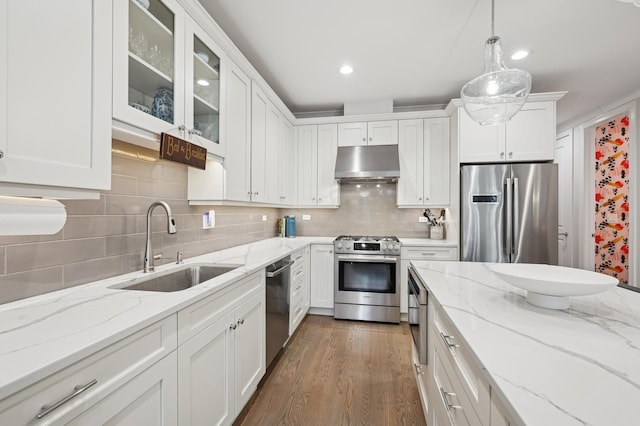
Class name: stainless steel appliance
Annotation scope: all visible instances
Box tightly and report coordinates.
[408,265,428,364]
[334,145,400,183]
[461,163,558,264]
[334,235,401,323]
[265,256,293,368]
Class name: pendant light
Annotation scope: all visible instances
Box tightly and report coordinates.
[460,0,531,126]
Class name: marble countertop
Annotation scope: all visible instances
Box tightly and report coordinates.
[411,261,640,426]
[399,238,458,247]
[0,236,333,401]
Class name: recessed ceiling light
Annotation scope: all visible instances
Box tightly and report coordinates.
[196,79,210,86]
[511,49,532,61]
[340,65,353,75]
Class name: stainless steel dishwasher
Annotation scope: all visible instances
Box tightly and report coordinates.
[265,256,293,368]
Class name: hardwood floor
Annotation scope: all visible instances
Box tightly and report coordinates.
[236,315,426,426]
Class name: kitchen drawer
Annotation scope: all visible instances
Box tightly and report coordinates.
[433,305,489,424]
[0,315,177,425]
[432,340,480,426]
[291,249,306,266]
[177,270,264,344]
[290,270,306,300]
[289,290,306,334]
[402,246,457,261]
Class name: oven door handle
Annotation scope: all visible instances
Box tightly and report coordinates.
[336,255,398,263]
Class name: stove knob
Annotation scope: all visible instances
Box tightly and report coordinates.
[394,244,400,250]
[381,244,387,250]
[336,242,343,249]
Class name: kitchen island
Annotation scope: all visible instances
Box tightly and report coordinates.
[411,261,640,425]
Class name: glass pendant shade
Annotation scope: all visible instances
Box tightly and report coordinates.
[461,36,532,126]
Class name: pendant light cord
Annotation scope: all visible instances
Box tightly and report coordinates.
[491,0,495,37]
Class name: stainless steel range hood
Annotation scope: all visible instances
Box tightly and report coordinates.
[334,145,400,183]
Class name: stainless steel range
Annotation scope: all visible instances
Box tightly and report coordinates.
[334,235,401,323]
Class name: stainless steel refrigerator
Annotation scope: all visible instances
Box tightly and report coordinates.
[461,163,558,264]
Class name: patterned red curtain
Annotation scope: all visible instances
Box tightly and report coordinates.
[594,114,630,283]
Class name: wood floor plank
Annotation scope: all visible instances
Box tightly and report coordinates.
[235,315,426,426]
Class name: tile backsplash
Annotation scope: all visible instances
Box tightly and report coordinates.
[0,141,278,305]
[0,142,444,305]
[281,183,440,238]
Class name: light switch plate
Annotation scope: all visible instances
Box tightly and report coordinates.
[262,215,267,222]
[418,217,429,223]
[302,214,311,221]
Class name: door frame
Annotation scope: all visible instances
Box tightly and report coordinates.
[555,129,576,267]
[577,101,637,284]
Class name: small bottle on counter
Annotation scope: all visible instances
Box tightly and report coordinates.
[285,215,296,238]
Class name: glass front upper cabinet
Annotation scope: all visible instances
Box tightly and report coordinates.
[185,19,224,157]
[113,0,185,134]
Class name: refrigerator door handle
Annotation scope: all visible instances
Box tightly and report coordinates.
[505,178,512,258]
[512,178,520,257]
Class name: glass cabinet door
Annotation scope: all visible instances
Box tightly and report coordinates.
[113,0,185,133]
[185,18,224,157]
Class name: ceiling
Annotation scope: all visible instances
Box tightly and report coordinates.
[196,0,640,126]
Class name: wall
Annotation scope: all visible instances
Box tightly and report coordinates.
[281,183,442,238]
[0,141,279,305]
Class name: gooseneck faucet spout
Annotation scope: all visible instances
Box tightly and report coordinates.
[144,201,177,273]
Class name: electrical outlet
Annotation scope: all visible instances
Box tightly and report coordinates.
[202,210,215,229]
[262,215,267,222]
[606,213,618,223]
[302,214,311,221]
[418,217,429,223]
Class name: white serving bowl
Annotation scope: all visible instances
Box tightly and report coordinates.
[196,51,210,63]
[488,263,619,309]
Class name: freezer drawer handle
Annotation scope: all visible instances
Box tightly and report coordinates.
[37,379,98,419]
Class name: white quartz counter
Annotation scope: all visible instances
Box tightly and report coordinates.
[0,236,333,401]
[411,261,640,426]
[399,238,458,247]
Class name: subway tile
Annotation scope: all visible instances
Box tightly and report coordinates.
[64,215,137,239]
[0,247,4,274]
[64,255,139,287]
[7,239,106,274]
[63,195,106,216]
[0,231,63,246]
[111,174,139,196]
[105,233,146,256]
[0,267,64,305]
[138,178,187,200]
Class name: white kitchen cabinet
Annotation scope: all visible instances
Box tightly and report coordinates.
[338,120,398,146]
[222,59,252,201]
[250,82,269,203]
[450,94,564,163]
[310,244,335,309]
[66,352,178,425]
[290,247,311,334]
[187,59,251,203]
[297,124,340,207]
[400,246,456,314]
[0,0,111,198]
[0,316,177,424]
[397,118,450,206]
[278,118,295,204]
[177,270,265,425]
[113,0,227,157]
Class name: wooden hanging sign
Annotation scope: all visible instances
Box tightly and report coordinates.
[159,132,207,170]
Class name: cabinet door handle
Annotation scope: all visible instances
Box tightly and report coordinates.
[237,318,244,325]
[230,323,237,330]
[508,151,513,157]
[37,379,98,419]
[0,150,4,159]
[440,332,459,348]
[500,152,505,158]
[362,137,366,142]
[439,387,463,411]
[369,137,372,141]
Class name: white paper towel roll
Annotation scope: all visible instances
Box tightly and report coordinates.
[0,196,67,235]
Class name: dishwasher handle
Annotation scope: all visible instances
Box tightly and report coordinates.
[266,260,293,278]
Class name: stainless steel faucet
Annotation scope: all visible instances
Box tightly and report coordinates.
[143,201,177,273]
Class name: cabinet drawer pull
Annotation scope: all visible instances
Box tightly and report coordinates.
[296,270,303,276]
[295,255,303,261]
[439,386,462,411]
[421,252,436,256]
[37,379,98,419]
[440,332,459,349]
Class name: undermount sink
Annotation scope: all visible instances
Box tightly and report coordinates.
[114,264,240,292]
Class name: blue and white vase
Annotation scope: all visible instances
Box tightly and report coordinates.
[152,87,173,123]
